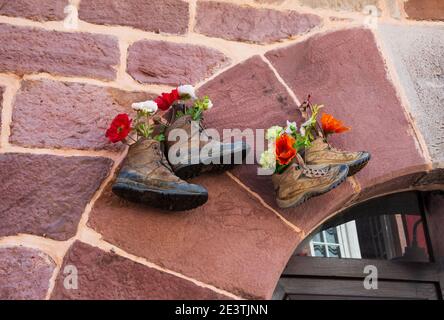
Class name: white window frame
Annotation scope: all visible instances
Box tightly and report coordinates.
[309,221,362,259]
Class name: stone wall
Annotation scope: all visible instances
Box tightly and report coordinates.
[0,0,443,300]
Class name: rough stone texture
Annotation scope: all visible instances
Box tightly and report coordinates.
[89,173,301,299]
[199,56,300,132]
[298,0,380,12]
[127,40,229,86]
[404,0,444,21]
[0,153,113,240]
[195,1,322,44]
[79,0,189,34]
[0,246,55,300]
[0,0,67,21]
[10,80,154,151]
[266,28,427,190]
[51,241,228,300]
[415,168,444,186]
[0,24,119,80]
[0,86,3,131]
[357,171,427,203]
[378,24,444,164]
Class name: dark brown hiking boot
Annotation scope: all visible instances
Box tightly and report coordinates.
[272,163,349,208]
[305,138,371,176]
[165,110,249,180]
[112,138,208,211]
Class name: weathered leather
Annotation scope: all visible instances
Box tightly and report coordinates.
[305,138,364,165]
[165,113,245,171]
[112,136,208,210]
[119,138,184,187]
[272,164,345,204]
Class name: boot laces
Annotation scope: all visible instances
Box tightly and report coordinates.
[152,143,175,174]
[302,165,330,178]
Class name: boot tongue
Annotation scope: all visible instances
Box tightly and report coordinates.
[151,123,166,138]
[272,165,302,191]
[310,138,329,152]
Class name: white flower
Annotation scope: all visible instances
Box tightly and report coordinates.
[131,100,158,114]
[259,149,276,170]
[300,119,312,136]
[266,126,283,141]
[285,120,297,135]
[177,84,196,100]
[205,99,213,110]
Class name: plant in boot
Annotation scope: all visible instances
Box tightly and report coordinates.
[175,96,213,121]
[260,121,349,208]
[300,96,371,177]
[165,87,249,180]
[105,88,209,211]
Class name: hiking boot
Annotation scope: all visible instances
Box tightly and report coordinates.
[272,164,349,209]
[305,138,371,176]
[112,138,208,211]
[165,109,249,180]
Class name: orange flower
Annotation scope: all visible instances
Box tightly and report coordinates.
[275,134,297,165]
[321,113,350,135]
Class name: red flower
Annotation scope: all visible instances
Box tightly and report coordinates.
[106,113,132,143]
[275,134,297,165]
[154,89,180,110]
[321,113,350,135]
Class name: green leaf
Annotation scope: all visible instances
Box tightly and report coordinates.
[154,133,165,142]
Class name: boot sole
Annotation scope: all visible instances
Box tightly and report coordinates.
[347,152,371,177]
[276,165,349,209]
[174,144,249,180]
[112,181,208,211]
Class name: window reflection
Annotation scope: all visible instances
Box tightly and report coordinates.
[298,213,430,262]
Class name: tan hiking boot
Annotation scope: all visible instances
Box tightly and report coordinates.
[165,109,249,180]
[305,138,371,177]
[112,138,208,211]
[272,164,349,208]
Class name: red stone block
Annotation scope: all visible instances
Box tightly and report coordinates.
[79,0,189,34]
[51,241,228,300]
[0,247,55,300]
[199,55,300,134]
[195,1,321,44]
[0,153,113,240]
[127,40,229,86]
[0,86,3,131]
[0,24,119,80]
[405,0,444,21]
[88,173,301,299]
[0,0,67,22]
[10,80,154,151]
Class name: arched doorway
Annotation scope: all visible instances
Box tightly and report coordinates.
[273,191,444,300]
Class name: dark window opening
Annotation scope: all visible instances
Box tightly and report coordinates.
[274,191,444,300]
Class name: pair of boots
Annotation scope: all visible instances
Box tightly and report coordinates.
[272,138,370,208]
[112,106,248,211]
